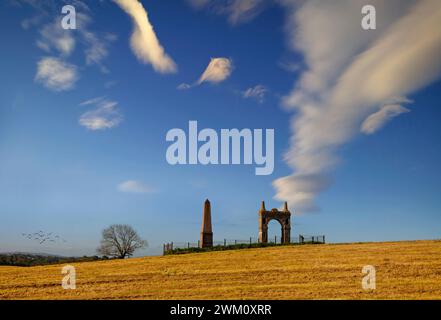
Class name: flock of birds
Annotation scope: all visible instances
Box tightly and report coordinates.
[21,231,67,245]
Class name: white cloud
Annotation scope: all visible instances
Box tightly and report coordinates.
[38,18,76,56]
[278,60,301,73]
[117,180,153,194]
[274,0,441,213]
[197,57,233,85]
[361,104,410,135]
[79,96,106,106]
[179,57,233,89]
[21,14,45,30]
[177,83,191,90]
[79,97,122,130]
[104,80,118,89]
[113,0,177,73]
[76,13,116,73]
[227,0,266,25]
[188,0,267,25]
[35,57,78,91]
[187,0,210,9]
[273,174,332,213]
[28,4,114,91]
[83,31,110,73]
[242,85,267,103]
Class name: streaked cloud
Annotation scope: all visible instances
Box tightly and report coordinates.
[187,0,210,9]
[117,180,154,194]
[83,31,112,73]
[278,60,301,73]
[21,13,46,30]
[361,104,410,135]
[79,97,122,130]
[35,57,78,91]
[188,0,267,25]
[242,85,267,103]
[37,18,76,57]
[79,96,106,106]
[77,13,116,73]
[104,80,118,89]
[273,0,441,213]
[113,0,177,73]
[227,0,267,25]
[22,1,114,93]
[177,83,191,90]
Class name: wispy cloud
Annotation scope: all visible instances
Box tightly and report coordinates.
[187,0,210,9]
[361,103,411,135]
[79,97,122,130]
[117,180,154,194]
[35,8,112,65]
[242,85,267,103]
[37,18,76,57]
[79,96,106,106]
[113,0,177,73]
[35,57,78,91]
[77,13,116,73]
[274,0,441,213]
[278,60,301,73]
[188,0,267,25]
[227,0,267,25]
[24,1,114,91]
[177,83,191,90]
[178,57,233,89]
[21,13,46,30]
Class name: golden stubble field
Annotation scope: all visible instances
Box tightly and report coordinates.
[1,240,440,300]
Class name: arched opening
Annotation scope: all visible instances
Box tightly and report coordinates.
[258,202,291,244]
[267,219,283,244]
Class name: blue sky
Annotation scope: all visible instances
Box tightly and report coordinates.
[0,0,440,256]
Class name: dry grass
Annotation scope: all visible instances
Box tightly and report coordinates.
[1,240,441,300]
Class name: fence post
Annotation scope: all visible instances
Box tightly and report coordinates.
[323,235,325,244]
[171,242,173,251]
[235,240,237,245]
[250,237,252,245]
[275,235,277,244]
[224,239,226,246]
[198,240,200,248]
[188,242,190,249]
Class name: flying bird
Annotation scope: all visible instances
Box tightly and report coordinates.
[21,231,67,245]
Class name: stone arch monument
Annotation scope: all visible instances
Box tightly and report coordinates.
[258,201,291,244]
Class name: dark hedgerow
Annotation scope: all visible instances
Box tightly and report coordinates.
[164,241,324,255]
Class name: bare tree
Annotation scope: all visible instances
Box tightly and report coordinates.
[97,224,147,259]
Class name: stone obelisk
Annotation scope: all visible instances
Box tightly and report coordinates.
[200,199,213,248]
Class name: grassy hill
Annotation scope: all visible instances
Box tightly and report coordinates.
[1,240,440,299]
